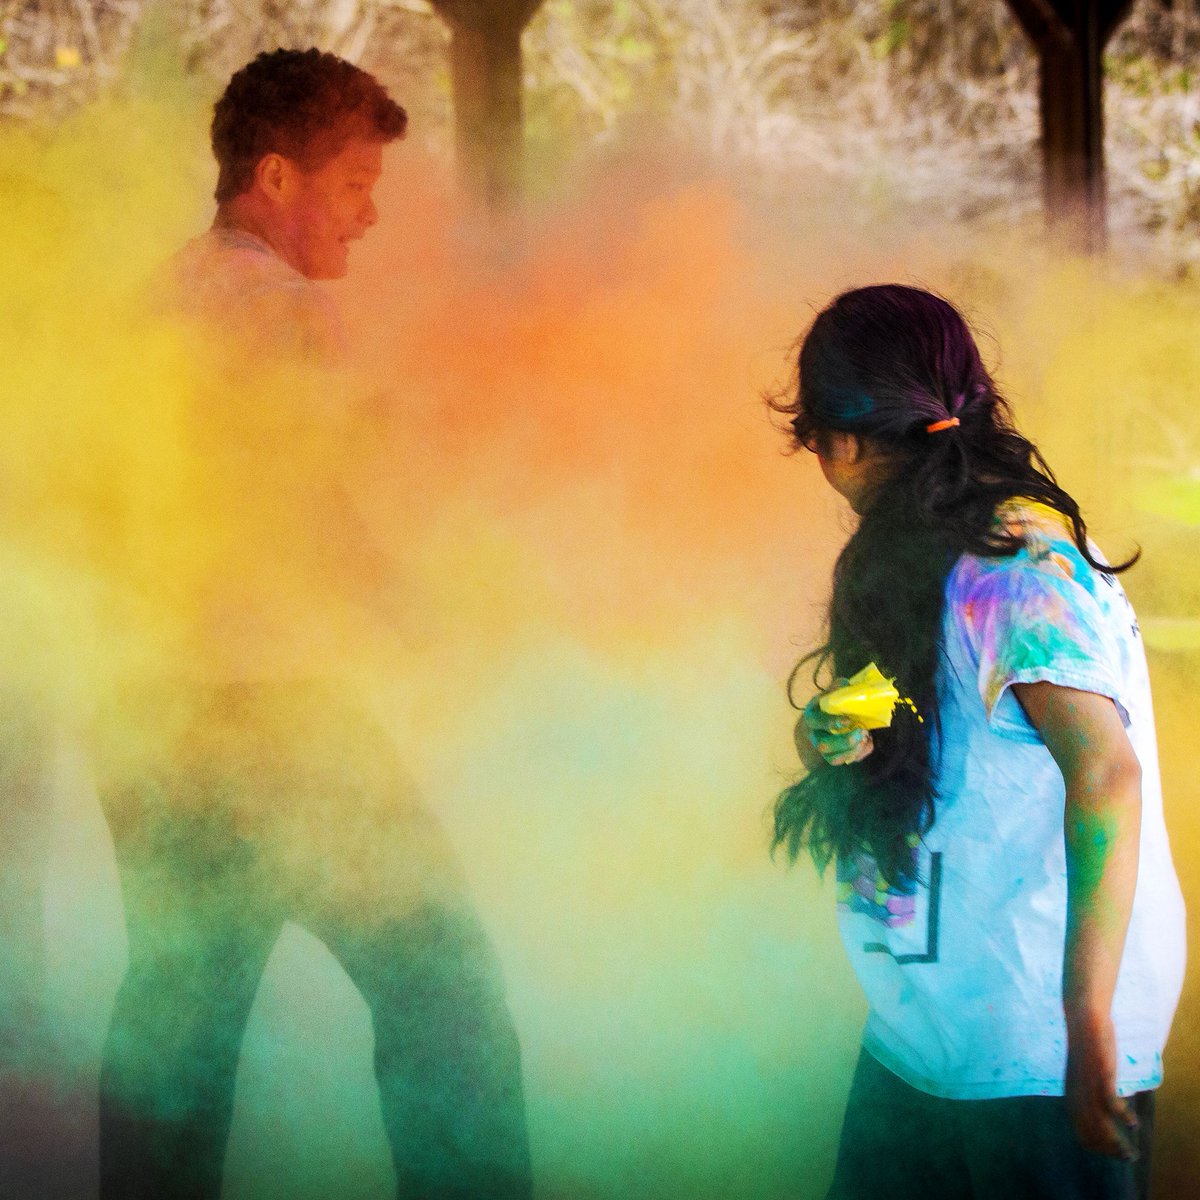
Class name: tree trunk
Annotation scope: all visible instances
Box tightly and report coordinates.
[1005,0,1135,250]
[428,0,547,211]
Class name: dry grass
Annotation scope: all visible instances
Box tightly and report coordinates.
[0,0,142,119]
[524,0,1040,225]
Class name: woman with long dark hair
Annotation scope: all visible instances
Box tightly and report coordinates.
[775,285,1185,1198]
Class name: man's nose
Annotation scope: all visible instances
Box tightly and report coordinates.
[361,196,378,229]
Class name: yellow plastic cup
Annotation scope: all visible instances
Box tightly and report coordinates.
[818,663,901,730]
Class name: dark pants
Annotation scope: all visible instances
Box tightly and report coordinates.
[96,682,532,1200]
[828,1048,1153,1200]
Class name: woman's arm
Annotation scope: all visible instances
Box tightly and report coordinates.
[1012,681,1143,1160]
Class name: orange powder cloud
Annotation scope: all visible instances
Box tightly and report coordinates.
[6,101,1200,1198]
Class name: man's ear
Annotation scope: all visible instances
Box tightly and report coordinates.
[253,153,290,204]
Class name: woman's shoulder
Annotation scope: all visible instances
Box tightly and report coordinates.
[994,498,1097,580]
[947,498,1106,600]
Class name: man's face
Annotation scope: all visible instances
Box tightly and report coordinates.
[277,135,384,280]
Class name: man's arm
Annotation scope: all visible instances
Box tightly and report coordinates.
[1012,681,1143,1160]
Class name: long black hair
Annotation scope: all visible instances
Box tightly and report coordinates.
[773,284,1134,886]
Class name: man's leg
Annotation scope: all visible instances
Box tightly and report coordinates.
[258,686,533,1199]
[0,694,84,1199]
[317,901,533,1200]
[99,794,282,1200]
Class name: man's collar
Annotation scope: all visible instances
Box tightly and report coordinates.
[209,217,278,259]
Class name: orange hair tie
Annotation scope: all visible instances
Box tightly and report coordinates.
[925,417,961,434]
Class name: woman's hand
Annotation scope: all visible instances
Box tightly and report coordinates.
[1065,1011,1139,1160]
[795,684,875,769]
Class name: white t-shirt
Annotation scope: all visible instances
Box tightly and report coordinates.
[165,224,345,362]
[837,501,1187,1099]
[145,225,382,683]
